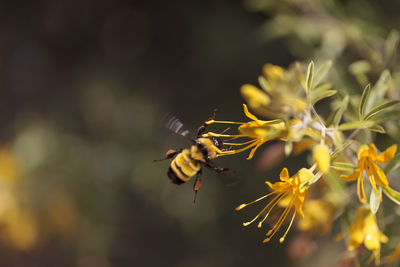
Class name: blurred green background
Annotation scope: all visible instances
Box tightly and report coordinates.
[0,0,398,266]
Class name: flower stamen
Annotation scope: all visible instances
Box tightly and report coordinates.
[279,210,297,243]
[263,197,295,243]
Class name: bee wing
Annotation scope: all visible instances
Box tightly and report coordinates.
[164,115,195,143]
[166,115,190,136]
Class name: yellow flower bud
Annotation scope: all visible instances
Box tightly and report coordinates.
[262,64,284,82]
[313,144,330,173]
[240,84,270,109]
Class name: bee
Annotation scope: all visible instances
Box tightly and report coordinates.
[155,110,231,202]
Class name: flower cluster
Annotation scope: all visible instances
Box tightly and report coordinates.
[204,61,400,265]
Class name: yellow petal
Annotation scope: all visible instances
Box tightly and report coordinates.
[297,168,314,184]
[340,171,360,181]
[240,84,270,109]
[357,144,370,159]
[371,164,389,187]
[368,143,378,157]
[380,233,388,243]
[364,234,381,252]
[348,230,364,250]
[277,195,292,207]
[265,181,274,188]
[294,198,305,218]
[280,168,289,181]
[375,144,397,163]
[313,144,331,173]
[262,64,284,82]
[246,140,265,160]
[242,104,258,121]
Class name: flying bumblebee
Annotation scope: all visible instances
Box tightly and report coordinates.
[155,110,231,202]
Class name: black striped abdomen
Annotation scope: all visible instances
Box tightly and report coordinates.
[169,149,201,184]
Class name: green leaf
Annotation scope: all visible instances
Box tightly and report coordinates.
[368,125,386,134]
[370,108,400,124]
[314,60,332,86]
[349,60,371,75]
[383,187,400,206]
[313,82,332,92]
[370,186,382,214]
[303,171,322,188]
[359,84,371,120]
[363,100,400,120]
[331,162,356,172]
[337,120,375,131]
[383,152,400,175]
[330,141,352,161]
[331,94,349,127]
[365,70,391,112]
[311,90,337,105]
[384,30,400,63]
[305,61,314,94]
[332,130,344,150]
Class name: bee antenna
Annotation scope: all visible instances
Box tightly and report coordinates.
[225,136,239,142]
[219,127,231,135]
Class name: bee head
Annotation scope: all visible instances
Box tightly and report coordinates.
[210,137,223,149]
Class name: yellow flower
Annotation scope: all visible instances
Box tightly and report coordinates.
[297,194,336,235]
[346,207,388,265]
[236,168,314,243]
[340,144,397,203]
[313,144,331,173]
[204,104,286,159]
[240,63,307,119]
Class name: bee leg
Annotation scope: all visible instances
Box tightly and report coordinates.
[197,109,217,138]
[193,169,203,203]
[205,162,231,173]
[153,149,181,162]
